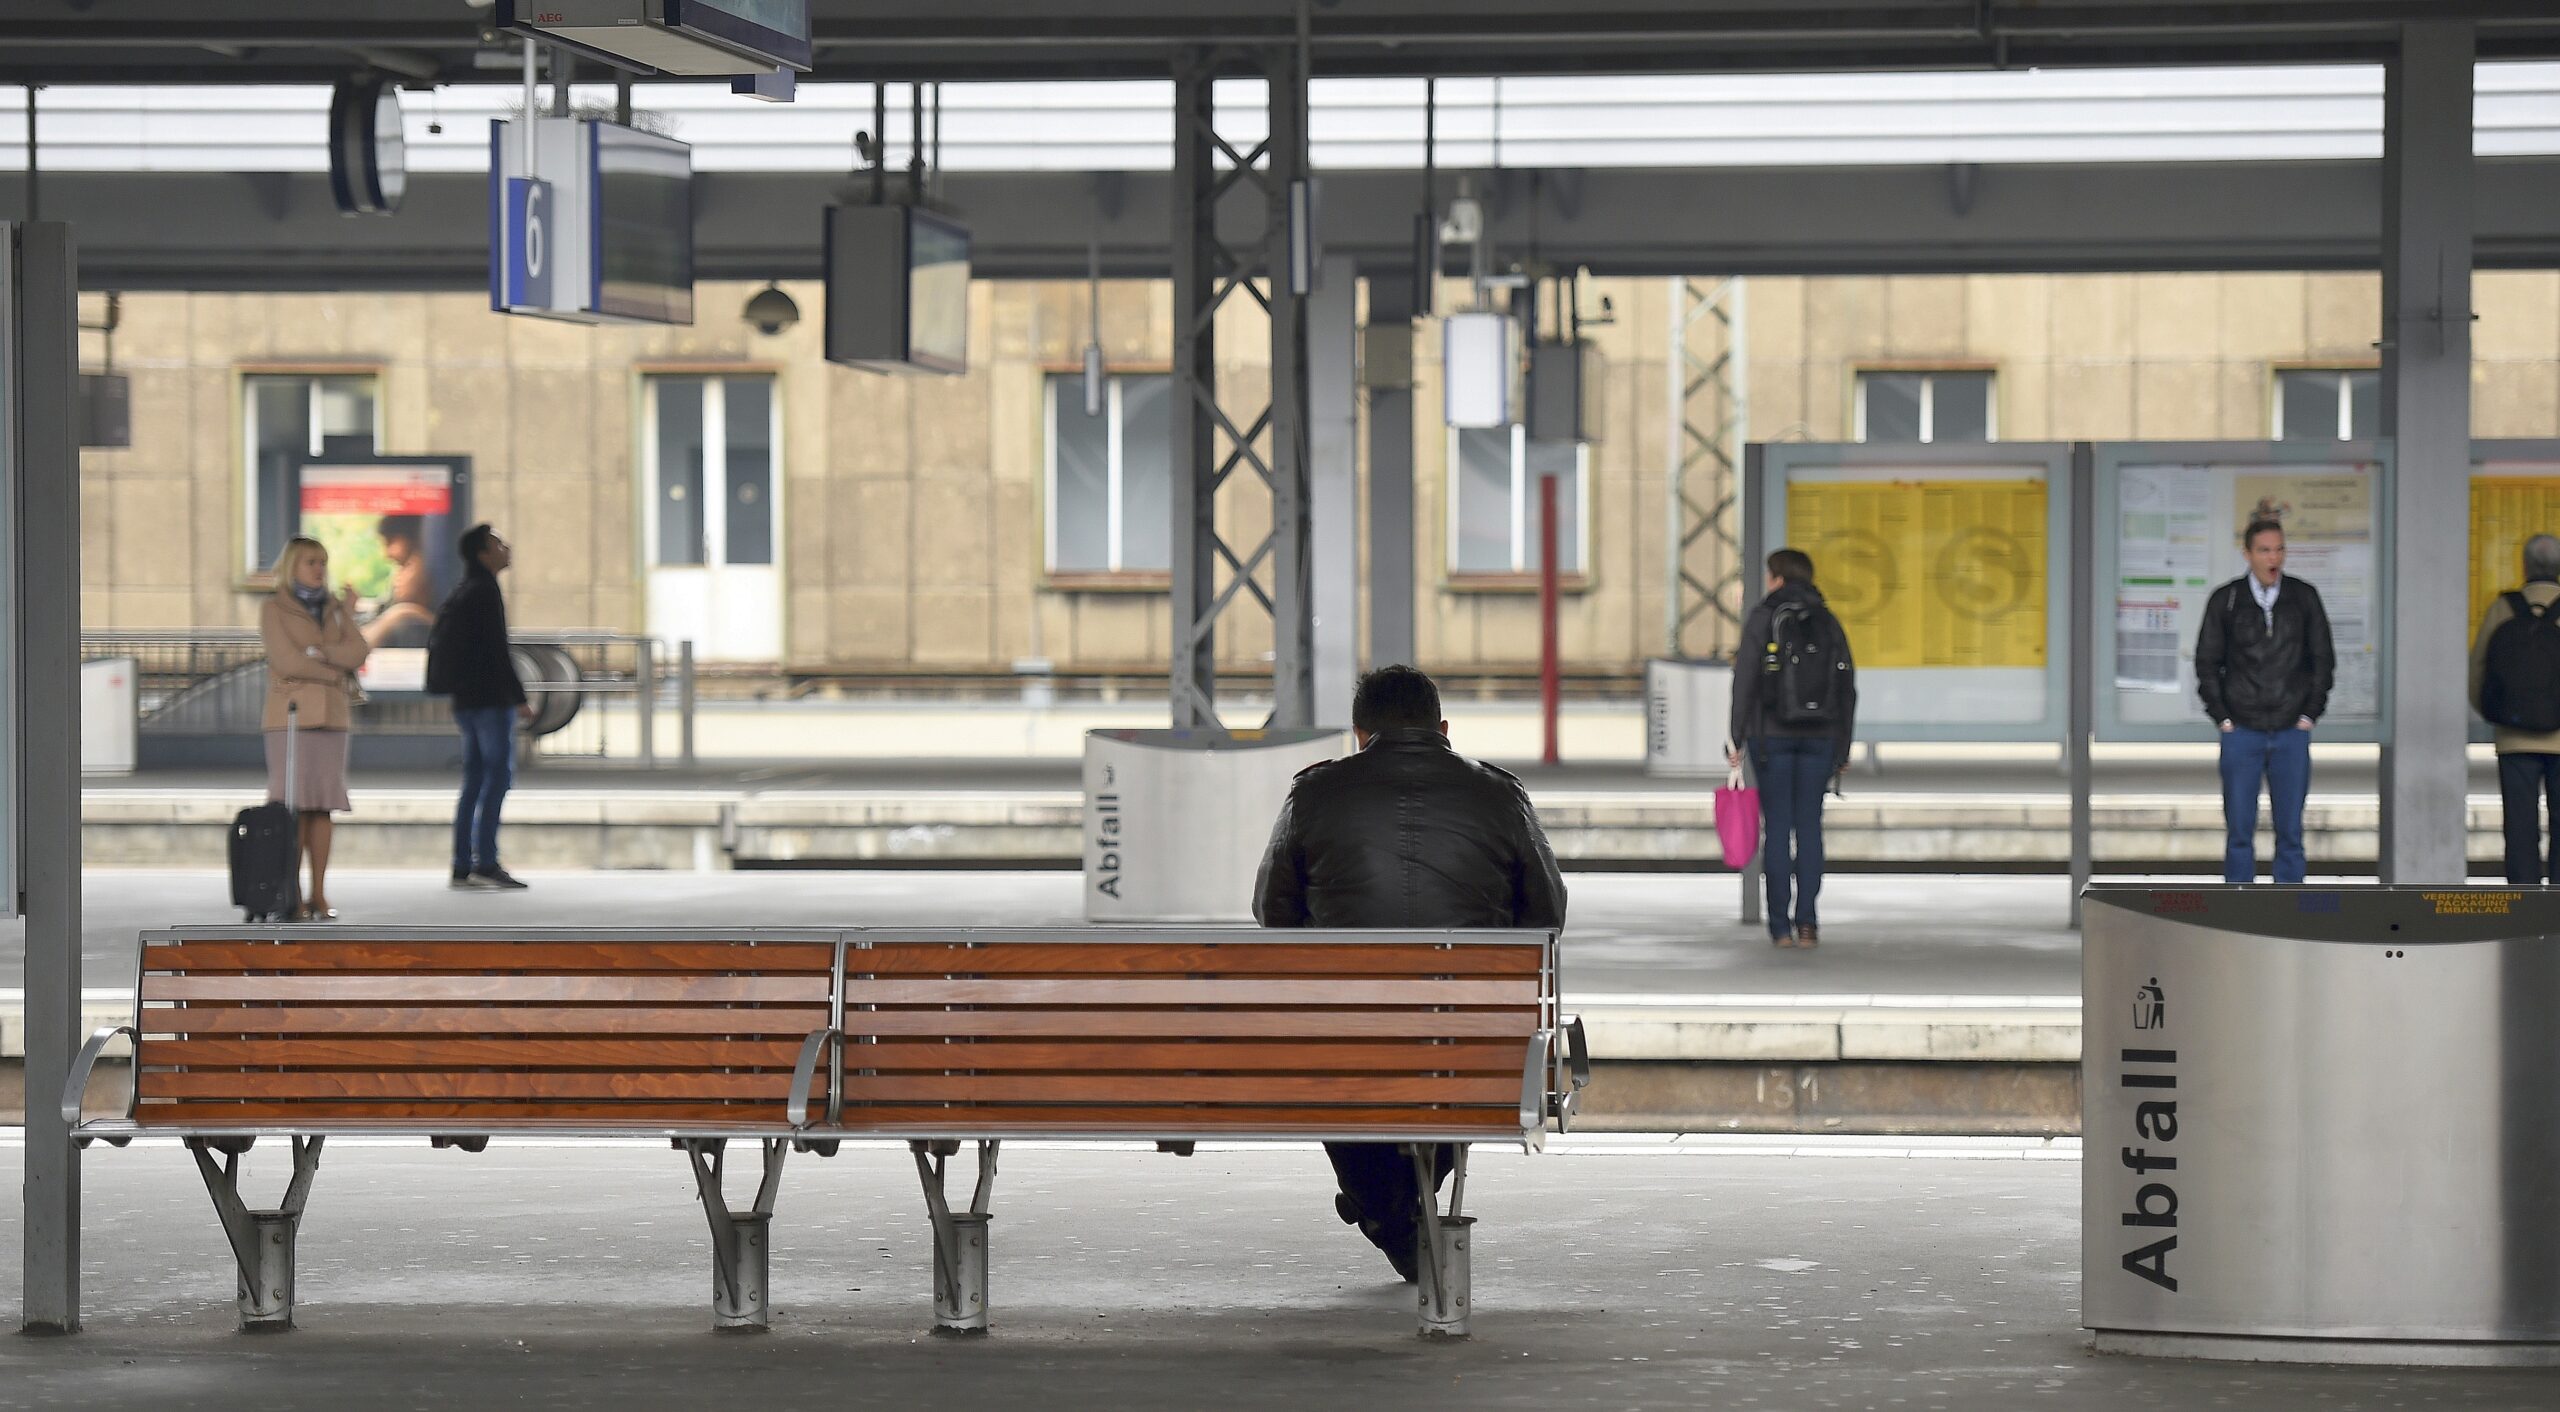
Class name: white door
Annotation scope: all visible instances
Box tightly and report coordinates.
[643,375,781,663]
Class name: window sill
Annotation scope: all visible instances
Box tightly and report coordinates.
[1043,573,1172,594]
[1444,573,1594,596]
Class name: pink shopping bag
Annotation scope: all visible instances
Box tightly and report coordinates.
[1714,769,1761,871]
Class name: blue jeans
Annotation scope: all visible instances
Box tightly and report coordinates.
[1753,737,1833,936]
[453,706,516,875]
[2498,752,2560,885]
[2218,725,2311,884]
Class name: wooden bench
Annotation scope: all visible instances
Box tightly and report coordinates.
[66,925,1586,1339]
[63,927,842,1330]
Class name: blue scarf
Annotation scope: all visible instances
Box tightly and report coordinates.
[290,582,329,624]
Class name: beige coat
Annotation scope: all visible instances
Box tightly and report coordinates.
[260,593,371,732]
[2468,579,2560,755]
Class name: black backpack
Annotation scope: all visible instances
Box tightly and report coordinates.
[423,586,465,696]
[2482,591,2560,732]
[1766,599,1849,727]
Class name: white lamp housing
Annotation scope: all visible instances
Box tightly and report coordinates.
[1443,311,1518,430]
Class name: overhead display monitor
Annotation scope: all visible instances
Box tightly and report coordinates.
[825,204,972,375]
[2094,442,2388,742]
[496,0,813,76]
[489,116,695,327]
[594,122,696,325]
[1758,442,2074,741]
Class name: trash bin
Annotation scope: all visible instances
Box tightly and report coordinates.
[2082,885,2560,1366]
[1644,658,1733,778]
[1083,728,1346,922]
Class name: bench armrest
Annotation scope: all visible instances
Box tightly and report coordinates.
[1552,1015,1592,1131]
[61,1026,139,1130]
[786,1028,844,1129]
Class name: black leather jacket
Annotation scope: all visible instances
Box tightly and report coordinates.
[2194,573,2335,731]
[1253,727,1567,931]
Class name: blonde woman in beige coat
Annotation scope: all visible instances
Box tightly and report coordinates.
[260,537,371,920]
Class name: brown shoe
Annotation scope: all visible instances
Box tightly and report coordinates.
[1795,924,1819,947]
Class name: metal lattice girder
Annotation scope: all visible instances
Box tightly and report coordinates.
[1167,45,1315,733]
[1665,276,1749,660]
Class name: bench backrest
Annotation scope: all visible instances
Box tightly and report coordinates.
[129,930,837,1133]
[830,929,1555,1141]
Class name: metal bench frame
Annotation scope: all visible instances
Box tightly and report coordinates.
[66,925,1588,1339]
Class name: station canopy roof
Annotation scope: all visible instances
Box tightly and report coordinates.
[9,1,2560,87]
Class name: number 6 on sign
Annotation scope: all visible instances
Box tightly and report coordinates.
[499,176,553,311]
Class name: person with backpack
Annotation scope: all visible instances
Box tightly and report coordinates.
[426,524,533,891]
[1727,548,1856,948]
[2194,518,2335,885]
[2470,534,2560,884]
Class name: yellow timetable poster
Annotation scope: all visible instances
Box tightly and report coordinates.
[1785,478,2048,669]
[2471,477,2560,627]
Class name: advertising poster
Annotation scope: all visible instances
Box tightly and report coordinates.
[296,457,471,666]
[2110,460,2379,729]
[1784,478,2048,670]
[2470,471,2560,628]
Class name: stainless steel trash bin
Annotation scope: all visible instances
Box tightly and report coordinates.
[1644,658,1732,778]
[2082,885,2560,1366]
[1083,728,1346,922]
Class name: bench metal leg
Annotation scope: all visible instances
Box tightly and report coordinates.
[1408,1143,1474,1339]
[912,1139,998,1336]
[188,1136,323,1333]
[680,1137,787,1333]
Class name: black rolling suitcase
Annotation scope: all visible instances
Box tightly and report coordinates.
[230,703,300,922]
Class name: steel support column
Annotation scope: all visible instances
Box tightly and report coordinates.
[12,221,82,1332]
[1365,271,1418,670]
[1667,276,1748,660]
[1165,48,1316,732]
[1308,253,1359,729]
[2378,21,2475,885]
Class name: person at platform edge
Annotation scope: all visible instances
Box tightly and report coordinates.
[1253,664,1567,1283]
[426,523,534,892]
[2194,517,2335,885]
[2470,533,2560,884]
[1727,548,1857,948]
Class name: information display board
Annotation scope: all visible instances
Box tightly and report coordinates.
[1759,443,2071,740]
[2094,442,2390,742]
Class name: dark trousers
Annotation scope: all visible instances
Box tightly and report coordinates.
[2499,752,2560,885]
[1326,1142,1453,1243]
[1753,736,1832,936]
[2218,725,2310,883]
[452,706,516,875]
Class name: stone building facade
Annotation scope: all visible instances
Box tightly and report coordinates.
[76,270,2560,681]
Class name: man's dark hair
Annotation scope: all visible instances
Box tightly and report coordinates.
[458,523,498,564]
[2242,518,2286,550]
[1352,665,1442,735]
[1767,548,1815,586]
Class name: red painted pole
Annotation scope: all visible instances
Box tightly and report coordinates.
[1539,471,1561,766]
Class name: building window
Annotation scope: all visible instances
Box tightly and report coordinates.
[243,372,379,575]
[2274,368,2379,441]
[1855,370,1995,443]
[1046,371,1172,576]
[1448,426,1586,577]
[645,373,778,570]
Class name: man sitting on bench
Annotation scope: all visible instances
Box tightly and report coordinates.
[1254,664,1569,1280]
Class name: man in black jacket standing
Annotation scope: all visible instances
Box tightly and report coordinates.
[2195,518,2335,884]
[1254,665,1566,1281]
[1727,549,1856,947]
[428,524,533,891]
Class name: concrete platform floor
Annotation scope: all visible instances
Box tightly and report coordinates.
[5,1138,2551,1410]
[3,869,2085,1001]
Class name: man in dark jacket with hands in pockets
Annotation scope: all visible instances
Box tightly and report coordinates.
[2195,517,2335,884]
[427,524,534,892]
[1254,665,1566,1282]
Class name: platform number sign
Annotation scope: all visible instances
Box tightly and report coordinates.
[502,177,554,311]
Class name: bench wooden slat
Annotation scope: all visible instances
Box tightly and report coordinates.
[836,1039,1524,1072]
[839,1009,1534,1039]
[149,1037,811,1069]
[846,943,1542,977]
[835,1074,1519,1104]
[135,1101,793,1125]
[845,1105,1518,1131]
[140,941,835,974]
[139,1006,831,1036]
[842,978,1535,1006]
[141,975,830,1004]
[139,1071,803,1101]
